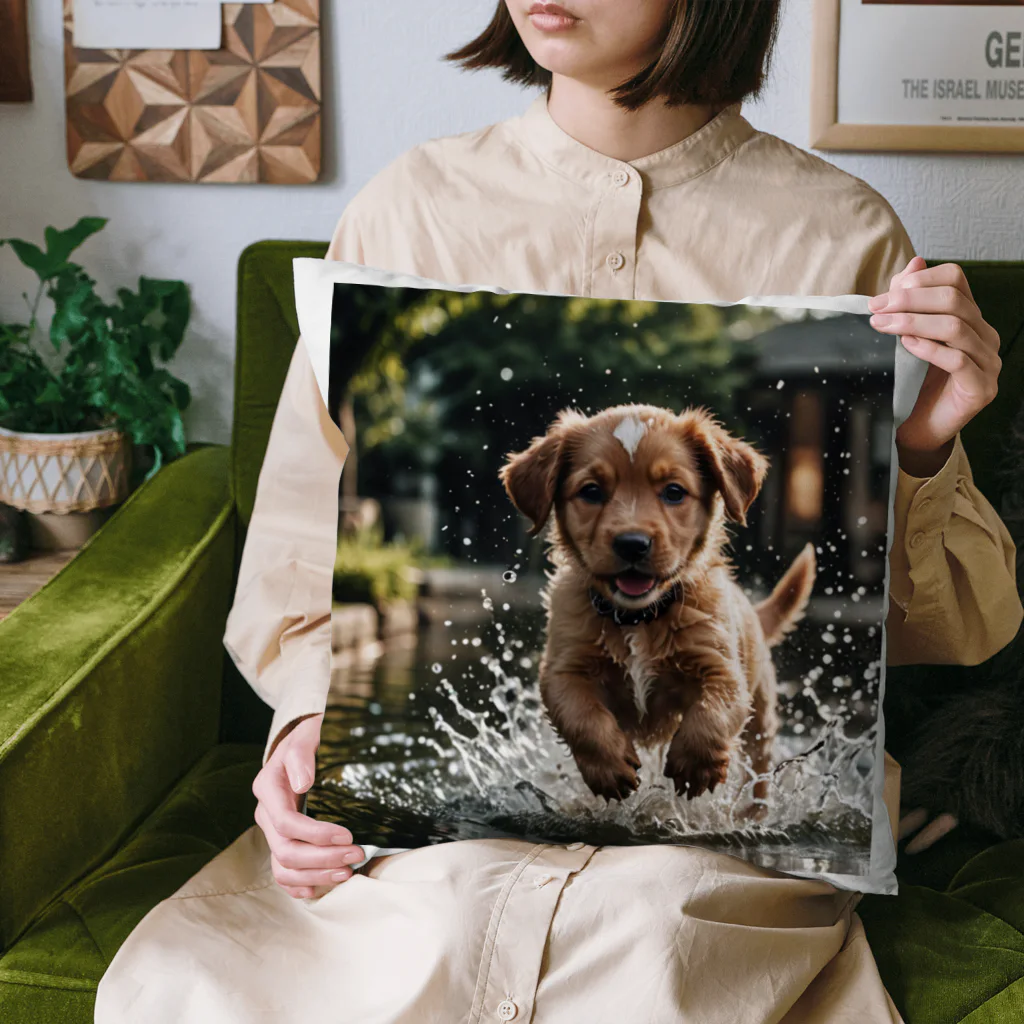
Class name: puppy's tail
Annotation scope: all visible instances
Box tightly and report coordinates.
[756,543,816,647]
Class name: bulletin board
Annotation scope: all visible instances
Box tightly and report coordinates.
[62,0,321,183]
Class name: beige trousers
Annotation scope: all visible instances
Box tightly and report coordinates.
[94,826,901,1024]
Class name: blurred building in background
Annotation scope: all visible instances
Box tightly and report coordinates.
[741,313,895,594]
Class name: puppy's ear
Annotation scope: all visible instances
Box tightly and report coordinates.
[500,431,564,536]
[689,417,768,526]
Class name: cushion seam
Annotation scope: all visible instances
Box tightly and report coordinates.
[57,898,108,970]
[0,968,97,992]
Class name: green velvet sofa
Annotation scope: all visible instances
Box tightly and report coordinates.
[0,243,1021,1023]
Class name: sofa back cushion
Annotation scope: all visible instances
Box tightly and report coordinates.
[953,261,1024,505]
[232,239,329,526]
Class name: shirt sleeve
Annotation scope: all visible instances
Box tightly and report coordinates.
[223,216,360,765]
[886,433,1022,666]
[855,204,1023,665]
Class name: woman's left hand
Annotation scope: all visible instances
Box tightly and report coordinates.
[869,256,1002,477]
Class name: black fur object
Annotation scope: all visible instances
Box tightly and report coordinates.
[885,406,1024,843]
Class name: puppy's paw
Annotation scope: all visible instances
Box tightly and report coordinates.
[664,747,729,800]
[576,740,641,802]
[736,800,768,823]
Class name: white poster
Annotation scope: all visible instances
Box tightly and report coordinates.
[72,0,222,50]
[838,0,1024,126]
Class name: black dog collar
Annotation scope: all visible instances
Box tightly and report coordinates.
[589,582,683,626]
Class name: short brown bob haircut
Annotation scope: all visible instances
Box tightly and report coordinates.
[445,1,781,111]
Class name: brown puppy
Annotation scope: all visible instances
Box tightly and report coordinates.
[500,404,816,804]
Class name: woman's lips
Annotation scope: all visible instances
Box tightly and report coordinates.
[527,3,579,31]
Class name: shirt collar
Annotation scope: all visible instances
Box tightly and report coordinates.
[511,93,756,191]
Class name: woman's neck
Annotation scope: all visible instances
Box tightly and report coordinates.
[546,75,723,163]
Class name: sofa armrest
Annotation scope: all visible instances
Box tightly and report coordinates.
[0,446,236,950]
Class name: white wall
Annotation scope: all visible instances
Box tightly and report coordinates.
[1,0,1021,444]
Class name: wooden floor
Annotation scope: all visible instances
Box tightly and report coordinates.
[0,550,77,621]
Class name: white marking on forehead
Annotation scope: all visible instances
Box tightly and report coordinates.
[613,415,647,461]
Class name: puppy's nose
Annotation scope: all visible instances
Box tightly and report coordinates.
[612,532,652,563]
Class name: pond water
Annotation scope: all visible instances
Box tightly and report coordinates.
[307,579,882,878]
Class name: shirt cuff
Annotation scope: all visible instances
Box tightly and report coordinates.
[264,687,329,766]
[255,641,331,765]
[889,434,964,614]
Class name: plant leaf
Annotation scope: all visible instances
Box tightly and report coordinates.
[44,217,108,269]
[2,239,49,277]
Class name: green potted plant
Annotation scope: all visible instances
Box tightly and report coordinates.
[0,216,191,549]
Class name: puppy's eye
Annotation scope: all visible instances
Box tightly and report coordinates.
[660,483,687,505]
[577,483,605,504]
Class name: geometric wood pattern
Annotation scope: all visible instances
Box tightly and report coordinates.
[63,0,320,183]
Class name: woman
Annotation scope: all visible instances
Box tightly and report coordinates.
[96,2,1020,1021]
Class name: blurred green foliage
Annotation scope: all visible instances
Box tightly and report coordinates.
[334,286,778,490]
[333,523,451,606]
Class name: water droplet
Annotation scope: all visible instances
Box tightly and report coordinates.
[776,379,785,389]
[503,570,517,583]
[500,367,513,381]
[463,537,472,546]
[431,663,442,674]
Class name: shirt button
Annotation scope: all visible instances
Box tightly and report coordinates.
[611,168,629,187]
[565,842,585,851]
[606,252,625,271]
[910,531,926,549]
[497,999,517,1020]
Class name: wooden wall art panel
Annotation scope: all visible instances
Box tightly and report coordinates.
[63,0,321,183]
[0,0,33,103]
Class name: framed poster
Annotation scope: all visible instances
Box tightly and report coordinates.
[812,0,1024,152]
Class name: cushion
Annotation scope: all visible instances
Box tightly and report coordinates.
[0,743,261,1024]
[232,239,329,526]
[861,834,1024,1022]
[954,261,1024,504]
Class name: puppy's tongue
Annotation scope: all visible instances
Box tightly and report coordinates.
[615,574,655,597]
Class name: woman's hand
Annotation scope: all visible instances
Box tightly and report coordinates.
[252,712,364,899]
[869,256,1002,478]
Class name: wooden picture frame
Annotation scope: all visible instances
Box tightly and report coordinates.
[811,0,1024,153]
[0,0,33,103]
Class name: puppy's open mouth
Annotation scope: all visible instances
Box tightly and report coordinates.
[612,570,657,598]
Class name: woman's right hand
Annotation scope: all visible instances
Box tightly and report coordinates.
[252,712,364,898]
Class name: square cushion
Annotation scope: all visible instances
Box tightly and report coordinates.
[0,744,261,1024]
[861,832,1024,1023]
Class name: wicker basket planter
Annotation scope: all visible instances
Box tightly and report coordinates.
[0,426,131,514]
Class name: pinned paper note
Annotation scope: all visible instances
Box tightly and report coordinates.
[72,0,222,50]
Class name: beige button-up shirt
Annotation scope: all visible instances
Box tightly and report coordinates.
[95,96,1024,1024]
[224,96,1021,770]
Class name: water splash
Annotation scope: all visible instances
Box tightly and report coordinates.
[321,588,879,874]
